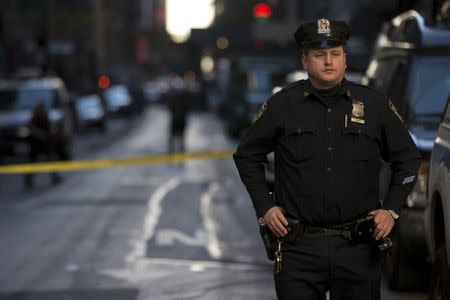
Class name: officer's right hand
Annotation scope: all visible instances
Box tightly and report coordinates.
[263,206,289,237]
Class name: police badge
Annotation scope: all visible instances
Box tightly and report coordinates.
[351,100,365,124]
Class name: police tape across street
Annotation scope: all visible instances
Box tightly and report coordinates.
[0,150,235,174]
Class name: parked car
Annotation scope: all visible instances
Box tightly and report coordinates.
[362,10,450,289]
[74,94,107,131]
[0,76,74,160]
[102,84,133,115]
[425,94,450,299]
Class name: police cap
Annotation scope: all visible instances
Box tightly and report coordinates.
[293,19,351,49]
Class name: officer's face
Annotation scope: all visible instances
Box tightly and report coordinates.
[302,46,346,88]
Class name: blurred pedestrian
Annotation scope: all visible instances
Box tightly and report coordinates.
[233,19,422,299]
[167,76,189,153]
[25,101,61,188]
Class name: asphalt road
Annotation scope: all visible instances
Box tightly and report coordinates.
[0,105,428,299]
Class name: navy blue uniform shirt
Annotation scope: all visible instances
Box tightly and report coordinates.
[233,78,422,226]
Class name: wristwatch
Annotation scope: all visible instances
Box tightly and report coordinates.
[258,217,266,226]
[387,209,399,220]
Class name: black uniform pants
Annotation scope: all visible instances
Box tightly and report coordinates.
[274,234,381,300]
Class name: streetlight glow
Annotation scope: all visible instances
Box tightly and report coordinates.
[166,0,215,43]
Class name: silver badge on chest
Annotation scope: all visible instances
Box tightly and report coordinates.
[351,100,365,124]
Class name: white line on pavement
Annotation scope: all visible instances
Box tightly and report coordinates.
[155,228,207,246]
[126,177,181,262]
[200,182,222,259]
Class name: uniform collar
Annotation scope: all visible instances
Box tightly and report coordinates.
[303,78,352,101]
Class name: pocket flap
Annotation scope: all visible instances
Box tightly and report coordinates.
[286,127,317,136]
[342,126,373,140]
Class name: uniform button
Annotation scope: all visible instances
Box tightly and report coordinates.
[327,127,332,131]
[297,128,302,133]
[327,167,332,172]
[328,147,333,151]
[327,108,332,112]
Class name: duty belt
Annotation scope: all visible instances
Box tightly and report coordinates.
[303,225,352,240]
[284,215,376,243]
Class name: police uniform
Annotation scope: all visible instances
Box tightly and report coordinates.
[233,19,422,300]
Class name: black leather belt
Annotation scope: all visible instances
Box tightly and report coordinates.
[303,225,352,240]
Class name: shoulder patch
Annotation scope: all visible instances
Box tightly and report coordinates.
[252,101,267,124]
[389,100,404,123]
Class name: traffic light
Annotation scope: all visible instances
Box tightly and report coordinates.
[98,75,110,89]
[253,3,272,19]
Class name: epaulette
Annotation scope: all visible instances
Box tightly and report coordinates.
[270,80,307,100]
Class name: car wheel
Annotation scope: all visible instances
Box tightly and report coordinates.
[430,245,450,300]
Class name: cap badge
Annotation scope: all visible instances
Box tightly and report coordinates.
[317,19,331,34]
[351,100,365,124]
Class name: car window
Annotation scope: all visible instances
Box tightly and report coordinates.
[0,88,55,111]
[408,56,450,117]
[17,88,55,110]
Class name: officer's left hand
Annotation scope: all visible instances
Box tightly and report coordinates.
[369,209,395,240]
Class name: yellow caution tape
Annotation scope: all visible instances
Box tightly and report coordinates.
[0,150,235,174]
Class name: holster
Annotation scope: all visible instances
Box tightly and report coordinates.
[258,222,277,261]
[347,214,393,255]
[258,218,303,261]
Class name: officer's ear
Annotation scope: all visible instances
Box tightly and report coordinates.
[301,51,309,69]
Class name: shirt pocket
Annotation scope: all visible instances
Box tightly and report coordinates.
[282,127,317,161]
[341,126,374,161]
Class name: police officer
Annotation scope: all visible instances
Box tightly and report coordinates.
[233,19,421,300]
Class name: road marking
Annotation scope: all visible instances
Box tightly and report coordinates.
[126,177,181,262]
[155,228,207,246]
[201,182,222,259]
[0,150,234,174]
